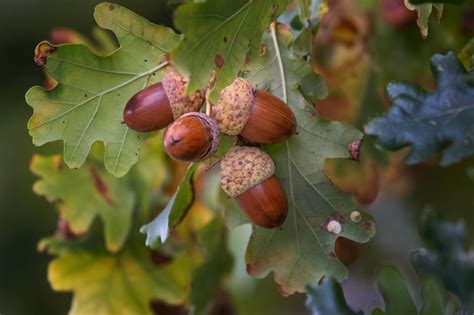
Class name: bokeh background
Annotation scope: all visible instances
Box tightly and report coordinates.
[0,0,472,314]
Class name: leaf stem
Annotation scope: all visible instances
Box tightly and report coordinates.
[205,90,211,116]
[270,22,287,103]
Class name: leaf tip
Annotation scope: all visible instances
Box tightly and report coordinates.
[139,224,148,235]
[34,41,57,66]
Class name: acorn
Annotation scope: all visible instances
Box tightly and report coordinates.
[220,146,288,228]
[123,71,204,132]
[211,78,296,144]
[163,112,219,162]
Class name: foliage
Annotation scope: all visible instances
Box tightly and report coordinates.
[243,25,374,295]
[39,237,187,315]
[306,267,450,315]
[31,155,135,252]
[366,52,474,166]
[140,163,197,248]
[306,276,362,315]
[26,3,180,177]
[21,0,474,314]
[403,0,444,38]
[412,210,474,311]
[170,0,289,101]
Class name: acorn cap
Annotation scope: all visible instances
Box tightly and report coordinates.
[162,71,204,119]
[211,78,256,135]
[220,146,275,198]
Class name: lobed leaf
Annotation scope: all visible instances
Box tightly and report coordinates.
[41,238,186,315]
[306,267,448,315]
[365,52,474,166]
[243,25,375,295]
[403,0,443,38]
[26,3,181,177]
[306,277,362,315]
[411,210,474,311]
[31,155,134,252]
[170,0,289,101]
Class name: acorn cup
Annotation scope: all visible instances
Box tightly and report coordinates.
[211,78,297,144]
[163,112,219,162]
[220,146,288,228]
[123,71,204,132]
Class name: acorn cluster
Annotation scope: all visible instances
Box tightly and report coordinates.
[124,70,297,228]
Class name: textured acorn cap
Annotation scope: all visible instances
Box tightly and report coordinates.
[211,78,256,135]
[162,71,204,119]
[220,146,275,198]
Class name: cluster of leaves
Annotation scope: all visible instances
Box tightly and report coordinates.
[32,136,233,314]
[412,210,474,312]
[305,267,452,315]
[25,0,379,312]
[366,51,474,166]
[304,209,474,314]
[24,0,474,313]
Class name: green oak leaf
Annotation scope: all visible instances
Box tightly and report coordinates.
[374,267,447,315]
[365,52,474,166]
[306,277,362,315]
[31,154,134,252]
[243,25,375,295]
[40,237,186,315]
[26,2,180,177]
[140,164,198,248]
[306,267,448,315]
[404,0,443,38]
[170,0,289,101]
[411,210,474,311]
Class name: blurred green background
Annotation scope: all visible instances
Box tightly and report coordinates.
[0,0,472,314]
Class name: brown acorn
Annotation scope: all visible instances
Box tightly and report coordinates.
[211,78,296,144]
[163,112,219,162]
[220,146,288,228]
[123,71,204,132]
